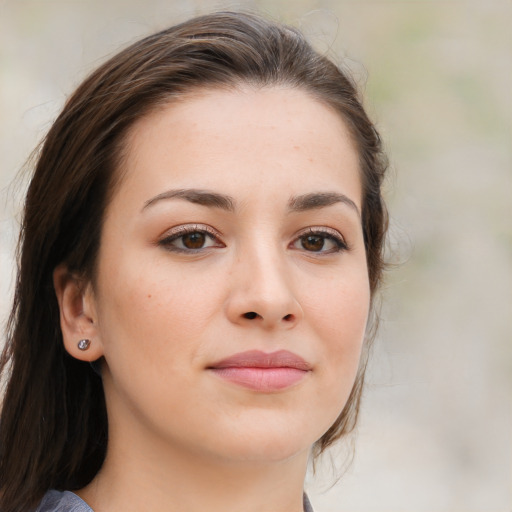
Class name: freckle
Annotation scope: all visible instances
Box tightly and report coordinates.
[293,145,300,150]
[147,294,152,299]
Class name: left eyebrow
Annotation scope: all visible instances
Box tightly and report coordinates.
[288,192,360,217]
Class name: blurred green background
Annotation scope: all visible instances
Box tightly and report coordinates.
[1,1,511,510]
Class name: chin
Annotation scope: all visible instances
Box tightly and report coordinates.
[213,438,310,465]
[197,414,323,465]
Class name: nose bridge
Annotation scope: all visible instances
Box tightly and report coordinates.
[226,236,302,328]
[246,240,290,299]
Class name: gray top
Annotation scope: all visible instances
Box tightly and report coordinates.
[35,491,93,512]
[36,490,314,511]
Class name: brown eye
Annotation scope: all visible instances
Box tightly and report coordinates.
[301,235,325,252]
[159,226,223,253]
[290,228,348,254]
[182,232,206,249]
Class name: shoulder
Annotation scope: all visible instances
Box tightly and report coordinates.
[34,490,93,512]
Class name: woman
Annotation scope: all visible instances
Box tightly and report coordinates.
[0,11,388,512]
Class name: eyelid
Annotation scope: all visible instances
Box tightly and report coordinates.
[158,223,224,251]
[295,226,346,241]
[290,226,349,252]
[161,223,222,239]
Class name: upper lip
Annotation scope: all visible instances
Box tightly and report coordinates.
[208,350,312,371]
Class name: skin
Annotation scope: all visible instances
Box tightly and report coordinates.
[54,86,370,512]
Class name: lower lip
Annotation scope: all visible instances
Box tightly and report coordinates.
[209,367,308,392]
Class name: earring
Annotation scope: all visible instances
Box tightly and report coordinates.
[78,339,91,351]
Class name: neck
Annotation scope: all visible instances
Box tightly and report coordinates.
[78,425,310,512]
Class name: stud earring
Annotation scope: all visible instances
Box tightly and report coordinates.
[78,339,91,351]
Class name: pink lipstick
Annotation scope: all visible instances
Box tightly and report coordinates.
[208,350,311,392]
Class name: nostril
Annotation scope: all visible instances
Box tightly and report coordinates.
[243,312,259,320]
[283,314,293,321]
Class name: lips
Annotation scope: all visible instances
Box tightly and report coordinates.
[207,350,312,392]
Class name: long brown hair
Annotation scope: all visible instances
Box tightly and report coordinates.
[0,11,388,512]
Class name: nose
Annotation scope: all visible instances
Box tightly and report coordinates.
[224,246,303,330]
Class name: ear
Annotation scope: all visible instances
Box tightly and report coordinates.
[53,265,104,362]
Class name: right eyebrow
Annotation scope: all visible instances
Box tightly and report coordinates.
[142,188,236,212]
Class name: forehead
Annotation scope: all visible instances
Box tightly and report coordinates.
[115,85,362,210]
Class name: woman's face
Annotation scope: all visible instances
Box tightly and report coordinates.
[83,86,369,464]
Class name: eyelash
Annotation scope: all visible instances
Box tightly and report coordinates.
[158,225,348,254]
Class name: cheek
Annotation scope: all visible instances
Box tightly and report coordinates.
[305,269,370,349]
[302,268,370,416]
[93,259,228,432]
[94,253,224,373]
